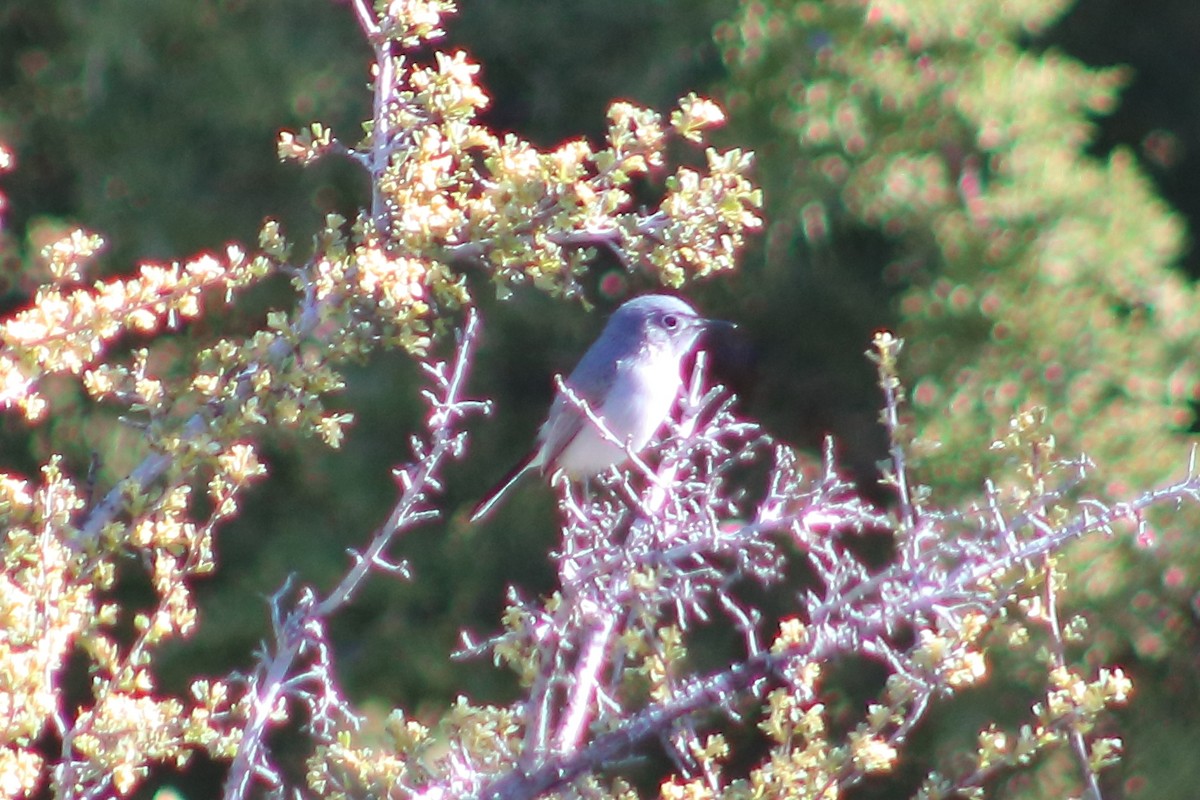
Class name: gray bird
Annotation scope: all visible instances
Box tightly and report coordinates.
[470,294,727,521]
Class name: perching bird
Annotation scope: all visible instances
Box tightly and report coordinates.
[470,294,728,521]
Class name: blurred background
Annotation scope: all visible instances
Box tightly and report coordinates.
[2,0,1199,797]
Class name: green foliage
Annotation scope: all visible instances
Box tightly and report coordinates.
[0,0,368,269]
[721,0,1191,490]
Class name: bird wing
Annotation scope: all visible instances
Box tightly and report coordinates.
[537,342,624,473]
[537,392,587,473]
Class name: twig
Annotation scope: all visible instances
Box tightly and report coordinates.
[220,310,487,800]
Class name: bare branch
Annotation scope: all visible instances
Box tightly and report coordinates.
[221,309,487,800]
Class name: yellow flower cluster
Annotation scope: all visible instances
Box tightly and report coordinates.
[1,462,91,759]
[1,238,269,421]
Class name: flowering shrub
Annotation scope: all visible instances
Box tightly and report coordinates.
[0,2,1193,799]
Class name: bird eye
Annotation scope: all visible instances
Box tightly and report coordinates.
[662,313,679,330]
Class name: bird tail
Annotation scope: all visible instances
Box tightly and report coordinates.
[469,453,538,522]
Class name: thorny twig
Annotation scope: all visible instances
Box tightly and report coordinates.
[449,353,1200,800]
[221,310,487,800]
[469,457,1200,800]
